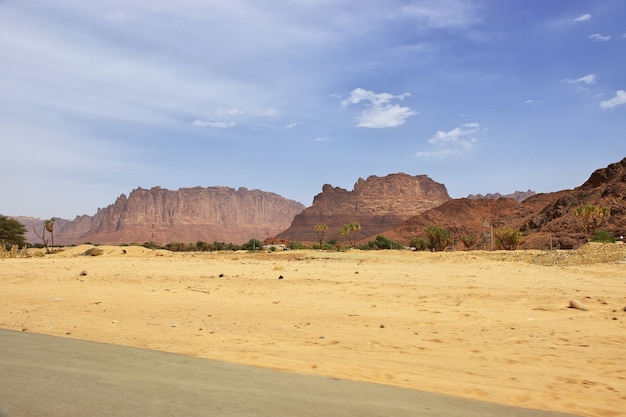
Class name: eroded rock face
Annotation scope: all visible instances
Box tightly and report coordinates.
[277,173,451,242]
[54,186,305,245]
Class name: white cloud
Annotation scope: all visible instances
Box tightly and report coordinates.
[341,88,416,128]
[313,137,331,142]
[589,33,611,41]
[525,99,541,104]
[429,122,481,146]
[285,123,297,128]
[577,74,596,84]
[563,73,596,85]
[192,119,236,128]
[574,14,591,22]
[599,90,626,109]
[416,122,483,158]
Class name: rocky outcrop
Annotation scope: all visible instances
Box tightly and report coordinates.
[386,158,626,249]
[54,186,305,245]
[277,173,450,242]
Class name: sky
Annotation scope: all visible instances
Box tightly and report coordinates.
[1,0,625,219]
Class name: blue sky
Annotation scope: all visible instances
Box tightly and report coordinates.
[1,0,625,219]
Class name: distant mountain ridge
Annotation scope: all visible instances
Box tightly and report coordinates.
[10,158,625,249]
[466,190,536,202]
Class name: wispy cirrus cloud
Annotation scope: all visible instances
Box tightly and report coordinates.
[416,122,483,158]
[600,90,626,109]
[589,33,611,41]
[574,13,591,22]
[341,88,416,128]
[192,119,236,128]
[562,73,596,85]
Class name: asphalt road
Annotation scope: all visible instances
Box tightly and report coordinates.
[0,329,580,417]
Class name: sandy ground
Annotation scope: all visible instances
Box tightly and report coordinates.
[1,244,625,417]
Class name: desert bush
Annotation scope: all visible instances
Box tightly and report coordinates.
[592,230,615,243]
[241,239,262,251]
[424,226,452,252]
[288,241,306,250]
[359,235,403,250]
[460,235,478,250]
[494,227,522,250]
[409,237,429,251]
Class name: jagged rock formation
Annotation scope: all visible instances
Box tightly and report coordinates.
[467,189,536,203]
[52,186,305,245]
[277,173,450,242]
[386,158,626,249]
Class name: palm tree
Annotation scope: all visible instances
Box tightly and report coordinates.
[45,218,55,250]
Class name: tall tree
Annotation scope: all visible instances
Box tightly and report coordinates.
[313,224,328,247]
[574,205,611,241]
[45,218,55,249]
[339,222,361,248]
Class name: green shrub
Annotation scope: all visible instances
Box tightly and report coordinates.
[409,237,429,251]
[460,235,477,250]
[592,230,615,243]
[494,227,522,250]
[424,226,452,252]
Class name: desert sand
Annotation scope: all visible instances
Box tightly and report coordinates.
[1,244,625,417]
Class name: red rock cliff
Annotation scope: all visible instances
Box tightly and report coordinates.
[55,186,305,245]
[277,173,450,242]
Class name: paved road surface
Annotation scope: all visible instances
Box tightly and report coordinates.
[0,330,580,417]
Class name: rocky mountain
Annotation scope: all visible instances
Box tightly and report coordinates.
[277,173,451,242]
[467,189,536,202]
[48,186,305,245]
[385,158,626,249]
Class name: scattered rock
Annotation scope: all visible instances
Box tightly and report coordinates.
[79,270,88,276]
[569,299,589,311]
[278,275,284,280]
[219,273,224,278]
